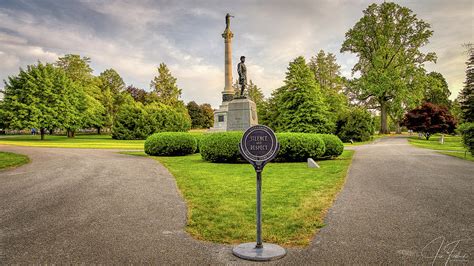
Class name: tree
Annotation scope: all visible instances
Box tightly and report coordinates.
[186,101,214,129]
[403,102,456,140]
[424,72,451,106]
[98,68,126,127]
[341,2,436,134]
[146,103,191,133]
[266,56,334,133]
[187,101,205,128]
[150,63,183,107]
[200,103,214,128]
[336,107,375,142]
[1,62,83,140]
[112,102,151,140]
[308,50,348,121]
[126,85,152,104]
[56,54,105,135]
[458,45,474,122]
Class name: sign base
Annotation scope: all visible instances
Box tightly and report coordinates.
[232,242,286,261]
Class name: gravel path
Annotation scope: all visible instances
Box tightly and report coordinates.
[1,137,472,264]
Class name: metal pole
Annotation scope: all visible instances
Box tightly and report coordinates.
[256,171,262,248]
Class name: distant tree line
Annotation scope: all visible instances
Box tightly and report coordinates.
[0,55,214,140]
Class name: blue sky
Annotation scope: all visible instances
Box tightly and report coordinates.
[0,0,472,107]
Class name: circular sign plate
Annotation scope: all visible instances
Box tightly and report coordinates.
[240,125,279,163]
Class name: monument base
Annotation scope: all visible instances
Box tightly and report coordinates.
[209,102,229,132]
[227,98,258,131]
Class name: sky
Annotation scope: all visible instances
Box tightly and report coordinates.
[0,0,472,108]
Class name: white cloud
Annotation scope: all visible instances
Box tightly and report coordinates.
[0,0,472,108]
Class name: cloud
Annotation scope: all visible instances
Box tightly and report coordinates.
[0,0,472,108]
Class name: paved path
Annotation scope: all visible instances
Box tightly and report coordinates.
[1,137,473,264]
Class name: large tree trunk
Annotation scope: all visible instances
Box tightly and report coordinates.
[97,127,101,135]
[67,129,75,138]
[40,128,45,140]
[380,102,390,134]
[396,121,402,134]
[49,129,54,135]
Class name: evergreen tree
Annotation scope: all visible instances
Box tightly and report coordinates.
[458,46,474,122]
[266,56,334,133]
[1,62,83,140]
[308,50,348,122]
[150,63,183,107]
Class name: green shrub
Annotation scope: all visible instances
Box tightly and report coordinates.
[199,132,331,163]
[191,133,205,153]
[145,132,197,156]
[458,122,474,155]
[275,133,325,162]
[317,134,344,158]
[112,103,151,140]
[146,103,191,133]
[200,132,243,162]
[336,107,374,142]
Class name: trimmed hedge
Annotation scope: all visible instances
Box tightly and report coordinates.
[316,134,344,158]
[145,132,197,156]
[275,133,326,162]
[199,132,331,163]
[200,132,244,162]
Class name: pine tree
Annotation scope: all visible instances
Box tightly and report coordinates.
[267,56,334,133]
[150,63,182,107]
[458,46,474,122]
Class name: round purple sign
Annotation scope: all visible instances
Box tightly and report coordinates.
[239,125,279,163]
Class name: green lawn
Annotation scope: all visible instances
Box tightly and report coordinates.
[0,151,30,169]
[408,135,473,161]
[0,134,145,149]
[126,150,354,247]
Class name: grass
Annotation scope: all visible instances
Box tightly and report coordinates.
[408,134,473,162]
[125,150,354,246]
[0,134,145,149]
[0,151,30,170]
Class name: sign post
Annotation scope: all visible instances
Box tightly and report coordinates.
[232,125,286,261]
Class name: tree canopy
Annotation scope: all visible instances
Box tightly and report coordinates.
[265,56,333,133]
[424,72,451,106]
[341,2,436,134]
[403,102,456,140]
[458,46,474,122]
[150,63,182,107]
[1,62,84,139]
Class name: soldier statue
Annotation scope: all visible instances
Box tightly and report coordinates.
[237,56,247,97]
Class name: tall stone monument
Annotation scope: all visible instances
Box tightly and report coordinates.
[211,13,258,132]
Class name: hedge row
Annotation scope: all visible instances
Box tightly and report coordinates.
[145,132,197,156]
[199,132,343,163]
[144,131,345,161]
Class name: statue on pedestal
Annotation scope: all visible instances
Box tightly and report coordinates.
[237,56,247,97]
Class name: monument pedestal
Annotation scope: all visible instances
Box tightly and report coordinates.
[210,101,229,132]
[227,98,258,131]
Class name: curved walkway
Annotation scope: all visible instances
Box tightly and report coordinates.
[1,137,473,264]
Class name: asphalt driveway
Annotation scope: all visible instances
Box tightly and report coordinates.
[0,137,472,264]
